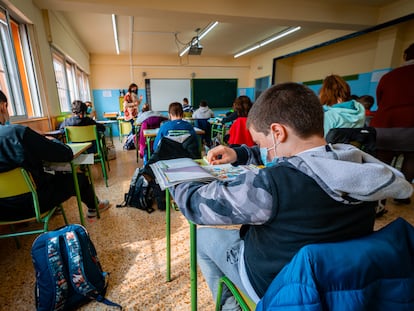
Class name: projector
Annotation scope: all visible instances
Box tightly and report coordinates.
[189,43,203,55]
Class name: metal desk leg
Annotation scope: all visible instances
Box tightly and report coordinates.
[70,163,85,226]
[146,136,152,160]
[166,189,171,282]
[190,221,197,311]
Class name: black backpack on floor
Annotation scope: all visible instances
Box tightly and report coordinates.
[116,167,155,213]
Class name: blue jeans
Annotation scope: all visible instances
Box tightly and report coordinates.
[197,227,249,310]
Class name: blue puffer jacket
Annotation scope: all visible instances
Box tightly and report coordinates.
[256,217,414,311]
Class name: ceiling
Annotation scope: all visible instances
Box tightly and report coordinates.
[33,0,405,59]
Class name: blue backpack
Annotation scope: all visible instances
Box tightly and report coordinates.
[31,224,122,310]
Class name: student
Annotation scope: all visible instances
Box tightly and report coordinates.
[85,100,96,120]
[153,102,198,151]
[226,96,254,146]
[139,103,150,116]
[0,91,110,221]
[370,42,414,203]
[59,100,106,153]
[171,83,412,310]
[182,97,193,113]
[192,100,214,119]
[357,95,375,126]
[319,74,365,136]
[222,96,252,125]
[60,100,105,132]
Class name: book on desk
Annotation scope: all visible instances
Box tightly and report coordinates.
[150,157,259,190]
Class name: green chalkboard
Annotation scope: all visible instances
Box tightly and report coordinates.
[192,79,238,109]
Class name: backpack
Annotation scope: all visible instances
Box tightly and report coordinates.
[31,224,121,311]
[116,167,155,213]
[123,133,136,150]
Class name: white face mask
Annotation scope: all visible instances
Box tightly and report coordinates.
[259,133,279,167]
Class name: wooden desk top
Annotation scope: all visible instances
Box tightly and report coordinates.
[44,129,63,136]
[103,112,119,119]
[96,120,118,125]
[68,142,92,158]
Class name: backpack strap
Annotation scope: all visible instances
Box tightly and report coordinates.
[64,231,122,309]
[47,236,69,311]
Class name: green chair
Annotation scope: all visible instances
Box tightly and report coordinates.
[64,125,109,187]
[118,119,132,142]
[0,168,68,248]
[215,276,256,311]
[211,122,230,145]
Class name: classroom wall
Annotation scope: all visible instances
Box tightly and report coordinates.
[272,19,414,109]
[89,54,251,90]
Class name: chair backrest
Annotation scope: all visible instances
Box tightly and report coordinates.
[65,125,98,143]
[325,127,376,155]
[228,117,255,147]
[0,168,34,198]
[256,217,414,311]
[0,167,41,222]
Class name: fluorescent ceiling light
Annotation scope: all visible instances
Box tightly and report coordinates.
[112,14,120,55]
[179,21,219,57]
[234,26,301,58]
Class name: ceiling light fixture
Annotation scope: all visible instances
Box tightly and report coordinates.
[112,14,120,55]
[234,26,301,58]
[179,21,219,57]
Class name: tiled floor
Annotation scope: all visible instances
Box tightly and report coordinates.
[0,140,412,310]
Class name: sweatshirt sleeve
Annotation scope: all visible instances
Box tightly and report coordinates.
[23,127,73,162]
[171,168,273,225]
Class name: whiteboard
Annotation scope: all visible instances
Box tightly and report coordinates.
[150,79,191,111]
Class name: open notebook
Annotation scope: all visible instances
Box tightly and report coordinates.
[150,157,259,190]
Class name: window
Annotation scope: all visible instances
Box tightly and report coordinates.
[0,7,43,119]
[52,49,91,113]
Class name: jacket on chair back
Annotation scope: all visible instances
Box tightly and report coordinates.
[256,217,414,311]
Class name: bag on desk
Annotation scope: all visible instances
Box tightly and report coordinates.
[116,167,155,213]
[31,224,121,311]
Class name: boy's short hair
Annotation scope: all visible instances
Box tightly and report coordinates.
[183,98,189,105]
[199,100,208,107]
[358,95,374,110]
[169,102,183,117]
[72,100,87,115]
[247,82,324,138]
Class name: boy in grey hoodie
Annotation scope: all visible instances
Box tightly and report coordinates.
[171,83,412,310]
[192,100,214,119]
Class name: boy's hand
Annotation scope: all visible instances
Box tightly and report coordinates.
[207,145,237,165]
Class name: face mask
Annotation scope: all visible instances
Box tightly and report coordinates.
[259,134,279,167]
[86,107,92,114]
[131,89,137,94]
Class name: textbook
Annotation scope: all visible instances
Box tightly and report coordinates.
[150,157,259,190]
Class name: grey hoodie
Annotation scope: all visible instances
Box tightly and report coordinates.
[289,143,412,203]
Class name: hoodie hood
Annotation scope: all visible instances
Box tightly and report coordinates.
[284,144,412,203]
[323,100,366,135]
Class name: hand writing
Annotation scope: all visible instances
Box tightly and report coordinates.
[207,145,237,165]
